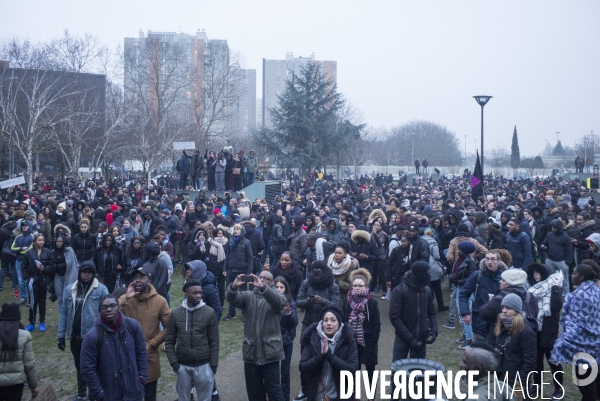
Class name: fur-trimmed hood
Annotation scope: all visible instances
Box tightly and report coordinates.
[478,258,508,274]
[351,229,371,244]
[300,321,355,347]
[385,205,400,217]
[217,224,231,235]
[240,220,257,228]
[53,223,71,236]
[368,209,387,224]
[526,263,552,286]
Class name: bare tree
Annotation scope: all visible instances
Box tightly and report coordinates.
[50,30,107,74]
[122,36,192,181]
[489,147,510,169]
[0,37,91,191]
[189,41,244,146]
[48,90,103,181]
[328,102,366,177]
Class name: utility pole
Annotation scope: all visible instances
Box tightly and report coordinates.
[464,135,467,160]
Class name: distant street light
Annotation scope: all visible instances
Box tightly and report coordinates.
[411,133,415,169]
[473,95,492,176]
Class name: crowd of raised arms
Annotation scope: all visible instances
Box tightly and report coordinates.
[0,157,599,401]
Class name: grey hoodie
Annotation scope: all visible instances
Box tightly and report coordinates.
[181,298,206,331]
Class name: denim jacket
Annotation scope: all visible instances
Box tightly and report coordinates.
[57,278,108,340]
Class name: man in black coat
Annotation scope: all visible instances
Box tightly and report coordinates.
[406,222,430,264]
[222,224,253,321]
[241,219,264,274]
[389,261,438,361]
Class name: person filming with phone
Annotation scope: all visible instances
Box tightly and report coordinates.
[226,270,287,401]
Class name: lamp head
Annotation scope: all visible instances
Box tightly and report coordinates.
[473,96,492,107]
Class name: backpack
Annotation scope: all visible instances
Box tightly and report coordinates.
[521,292,539,331]
[95,318,136,351]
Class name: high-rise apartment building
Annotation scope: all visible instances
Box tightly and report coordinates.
[230,69,256,136]
[262,52,337,127]
[124,30,250,143]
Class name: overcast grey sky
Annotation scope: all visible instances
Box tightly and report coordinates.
[3,0,599,156]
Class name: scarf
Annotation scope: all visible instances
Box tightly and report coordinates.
[529,271,563,331]
[271,262,300,284]
[316,322,344,400]
[101,312,123,333]
[209,237,227,262]
[231,235,241,250]
[328,253,352,276]
[348,288,370,346]
[196,239,206,254]
[405,261,431,289]
[308,267,335,291]
[141,220,152,237]
[500,315,513,330]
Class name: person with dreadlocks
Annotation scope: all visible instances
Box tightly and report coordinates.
[341,268,381,383]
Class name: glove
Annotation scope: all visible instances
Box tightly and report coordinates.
[409,338,420,349]
[57,338,65,351]
[172,364,180,373]
[211,365,217,375]
[425,332,437,344]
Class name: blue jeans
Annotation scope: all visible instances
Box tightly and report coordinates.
[261,238,272,264]
[193,175,203,190]
[456,285,473,341]
[0,260,6,289]
[14,260,27,299]
[246,172,255,186]
[281,343,293,401]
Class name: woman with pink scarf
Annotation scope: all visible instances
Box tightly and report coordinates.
[341,268,381,393]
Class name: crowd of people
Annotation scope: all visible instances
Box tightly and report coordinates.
[0,165,599,401]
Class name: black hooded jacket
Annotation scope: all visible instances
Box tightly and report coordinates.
[389,271,438,344]
[296,268,340,328]
[223,227,253,274]
[541,220,573,264]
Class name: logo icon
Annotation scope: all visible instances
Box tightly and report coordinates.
[572,352,598,386]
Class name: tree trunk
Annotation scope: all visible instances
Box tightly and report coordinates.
[25,151,34,193]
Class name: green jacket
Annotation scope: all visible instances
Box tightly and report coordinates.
[226,283,287,365]
[0,329,38,389]
[246,155,258,173]
[165,300,219,372]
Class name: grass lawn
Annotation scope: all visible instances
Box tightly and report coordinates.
[2,264,246,400]
[4,265,582,400]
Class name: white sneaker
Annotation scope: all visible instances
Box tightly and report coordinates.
[381,291,390,300]
[294,392,307,401]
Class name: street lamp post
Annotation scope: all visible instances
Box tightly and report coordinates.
[473,96,492,176]
[411,133,415,170]
[464,135,467,161]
